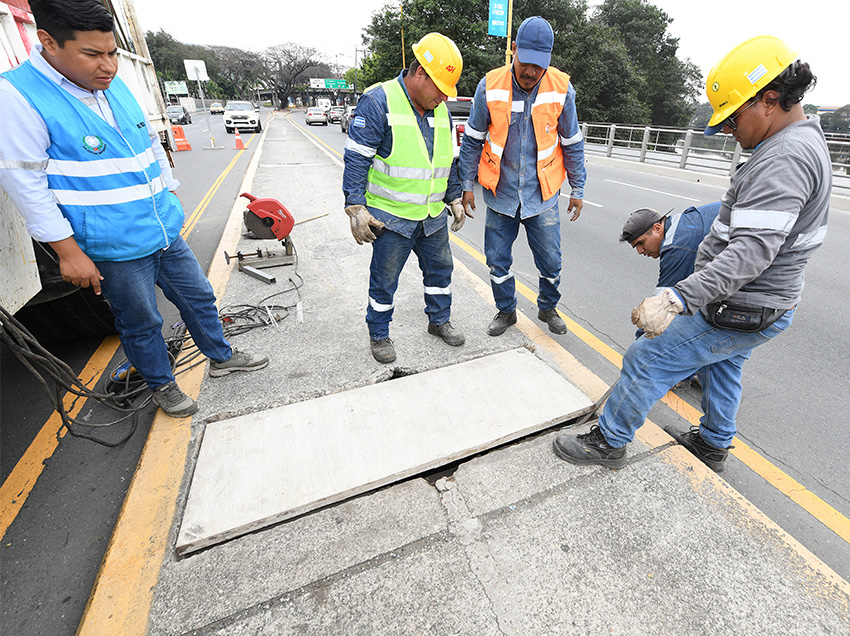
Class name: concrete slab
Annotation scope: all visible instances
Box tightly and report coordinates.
[455,442,850,635]
[177,348,593,554]
[150,479,447,634]
[188,538,501,636]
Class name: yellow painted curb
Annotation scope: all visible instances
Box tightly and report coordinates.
[76,115,272,636]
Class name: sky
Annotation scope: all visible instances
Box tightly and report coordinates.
[132,0,848,106]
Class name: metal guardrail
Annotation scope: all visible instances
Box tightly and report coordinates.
[580,122,850,195]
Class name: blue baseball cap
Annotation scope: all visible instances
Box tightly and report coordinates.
[515,16,554,69]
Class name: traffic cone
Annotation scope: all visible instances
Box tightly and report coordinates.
[172,125,192,151]
[233,128,245,150]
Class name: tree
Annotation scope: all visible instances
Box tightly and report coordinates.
[819,104,850,134]
[358,0,700,125]
[208,45,265,100]
[689,102,714,129]
[592,0,700,126]
[145,29,187,82]
[145,29,258,100]
[261,43,324,108]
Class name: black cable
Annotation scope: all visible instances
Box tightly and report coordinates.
[2,244,305,448]
[1,305,140,447]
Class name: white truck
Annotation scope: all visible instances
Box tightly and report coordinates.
[0,0,171,341]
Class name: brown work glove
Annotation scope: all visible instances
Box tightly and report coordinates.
[345,205,384,245]
[448,197,468,232]
[631,288,684,338]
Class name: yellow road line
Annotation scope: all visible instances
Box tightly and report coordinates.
[182,116,269,236]
[0,337,121,539]
[451,231,849,545]
[76,114,270,636]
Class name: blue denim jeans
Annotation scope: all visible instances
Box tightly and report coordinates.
[97,235,232,389]
[484,205,562,313]
[599,308,795,449]
[366,222,453,340]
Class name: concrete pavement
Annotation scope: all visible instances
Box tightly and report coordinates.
[80,111,850,635]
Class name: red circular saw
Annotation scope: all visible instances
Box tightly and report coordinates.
[240,192,295,240]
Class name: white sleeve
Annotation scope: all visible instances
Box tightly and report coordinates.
[0,77,74,242]
[146,118,180,191]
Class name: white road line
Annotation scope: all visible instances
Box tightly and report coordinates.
[560,193,603,207]
[605,178,700,201]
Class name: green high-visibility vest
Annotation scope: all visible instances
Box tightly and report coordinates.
[365,79,453,220]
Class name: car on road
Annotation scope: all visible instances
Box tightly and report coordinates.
[167,105,192,125]
[209,101,224,115]
[223,100,262,133]
[328,106,345,124]
[446,96,473,158]
[305,107,328,126]
[339,105,356,134]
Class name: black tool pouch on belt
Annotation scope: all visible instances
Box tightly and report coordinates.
[702,302,787,332]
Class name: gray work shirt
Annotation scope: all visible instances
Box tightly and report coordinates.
[675,116,831,312]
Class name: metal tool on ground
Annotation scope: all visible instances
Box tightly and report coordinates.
[223,192,297,284]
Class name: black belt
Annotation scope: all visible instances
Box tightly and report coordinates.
[701,301,787,332]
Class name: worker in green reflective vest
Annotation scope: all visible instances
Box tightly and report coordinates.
[342,32,468,364]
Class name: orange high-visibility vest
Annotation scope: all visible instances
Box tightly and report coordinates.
[478,65,571,201]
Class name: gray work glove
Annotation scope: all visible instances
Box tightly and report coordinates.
[449,198,466,232]
[345,205,384,245]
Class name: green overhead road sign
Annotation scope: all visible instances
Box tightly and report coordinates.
[309,78,352,90]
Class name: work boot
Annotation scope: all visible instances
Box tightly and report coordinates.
[370,338,396,363]
[152,381,198,418]
[665,426,730,473]
[209,348,269,377]
[488,310,517,336]
[538,308,568,335]
[552,425,628,469]
[428,321,465,346]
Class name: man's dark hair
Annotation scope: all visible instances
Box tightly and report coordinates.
[29,0,114,47]
[408,58,421,75]
[757,61,817,112]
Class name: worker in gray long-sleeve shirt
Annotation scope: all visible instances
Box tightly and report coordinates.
[552,35,831,473]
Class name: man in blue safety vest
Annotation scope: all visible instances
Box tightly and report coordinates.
[0,0,268,418]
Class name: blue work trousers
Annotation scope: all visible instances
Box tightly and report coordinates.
[366,223,453,340]
[484,205,562,313]
[599,309,795,449]
[97,235,232,389]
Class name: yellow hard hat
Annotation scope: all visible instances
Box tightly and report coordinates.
[412,32,463,97]
[704,35,798,135]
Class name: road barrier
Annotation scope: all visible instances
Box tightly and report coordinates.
[581,122,850,195]
[172,125,192,152]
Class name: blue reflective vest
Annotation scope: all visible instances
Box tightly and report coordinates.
[3,60,183,261]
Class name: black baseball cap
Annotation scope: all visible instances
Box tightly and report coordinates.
[619,208,667,243]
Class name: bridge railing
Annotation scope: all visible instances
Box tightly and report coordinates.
[580,122,850,195]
